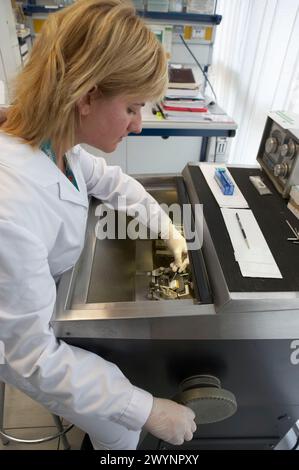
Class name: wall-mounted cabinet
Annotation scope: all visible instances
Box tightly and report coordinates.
[83,136,202,175]
[22,3,221,67]
[142,12,221,65]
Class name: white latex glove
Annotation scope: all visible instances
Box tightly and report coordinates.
[144,397,197,446]
[162,223,189,272]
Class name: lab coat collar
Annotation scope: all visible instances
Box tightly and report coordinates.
[58,151,89,208]
[0,132,88,208]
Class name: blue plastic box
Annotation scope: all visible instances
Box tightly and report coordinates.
[214,168,235,195]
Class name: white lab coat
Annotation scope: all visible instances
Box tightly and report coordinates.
[0,132,171,440]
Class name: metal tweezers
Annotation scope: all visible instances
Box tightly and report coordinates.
[286,220,299,244]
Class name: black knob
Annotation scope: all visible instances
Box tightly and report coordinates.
[175,375,237,424]
[280,139,296,159]
[265,137,279,154]
[274,163,289,178]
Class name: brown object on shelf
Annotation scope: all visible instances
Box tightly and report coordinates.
[168,67,198,89]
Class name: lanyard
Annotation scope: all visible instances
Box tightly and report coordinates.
[40,141,79,191]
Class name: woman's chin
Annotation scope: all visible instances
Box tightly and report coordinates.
[94,142,118,154]
[106,143,118,153]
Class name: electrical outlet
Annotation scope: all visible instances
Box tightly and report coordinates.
[216,137,228,154]
[206,137,230,163]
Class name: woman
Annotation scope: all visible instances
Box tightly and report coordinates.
[0,0,196,450]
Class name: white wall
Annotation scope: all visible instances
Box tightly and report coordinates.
[0,0,22,103]
[211,0,299,165]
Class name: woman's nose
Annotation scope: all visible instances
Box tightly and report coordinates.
[129,113,142,134]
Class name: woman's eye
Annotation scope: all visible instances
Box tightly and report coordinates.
[127,108,136,115]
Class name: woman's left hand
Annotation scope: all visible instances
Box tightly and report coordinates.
[163,224,189,272]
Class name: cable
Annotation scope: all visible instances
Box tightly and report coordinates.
[179,34,218,103]
[213,137,218,162]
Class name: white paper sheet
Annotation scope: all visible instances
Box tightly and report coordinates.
[200,163,249,208]
[221,208,282,278]
[238,262,282,278]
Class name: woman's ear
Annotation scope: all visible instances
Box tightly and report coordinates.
[77,86,101,116]
[88,85,99,99]
[77,94,91,117]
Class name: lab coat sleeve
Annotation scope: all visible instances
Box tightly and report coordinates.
[0,219,153,434]
[77,146,171,235]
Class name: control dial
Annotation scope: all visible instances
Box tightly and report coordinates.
[265,136,279,154]
[175,375,237,424]
[280,139,296,159]
[274,163,289,178]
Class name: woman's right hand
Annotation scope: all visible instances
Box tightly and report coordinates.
[144,397,197,445]
[0,107,7,125]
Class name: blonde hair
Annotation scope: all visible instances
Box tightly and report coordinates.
[3,0,168,150]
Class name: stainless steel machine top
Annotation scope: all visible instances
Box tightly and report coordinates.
[53,164,299,450]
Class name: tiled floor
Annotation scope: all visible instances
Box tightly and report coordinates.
[0,384,85,450]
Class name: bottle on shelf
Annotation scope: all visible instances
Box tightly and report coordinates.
[147,0,170,12]
[186,0,216,14]
[168,0,183,12]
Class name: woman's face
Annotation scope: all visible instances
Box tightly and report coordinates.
[76,93,145,153]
